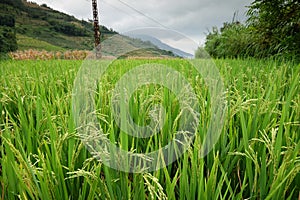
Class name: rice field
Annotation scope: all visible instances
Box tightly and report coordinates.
[0,58,299,199]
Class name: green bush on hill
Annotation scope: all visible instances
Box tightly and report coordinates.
[48,20,89,36]
[0,0,23,9]
[0,14,15,27]
[0,14,17,53]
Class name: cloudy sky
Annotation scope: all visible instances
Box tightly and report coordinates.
[32,0,252,54]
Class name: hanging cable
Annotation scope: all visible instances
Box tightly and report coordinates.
[102,0,155,27]
[114,0,169,29]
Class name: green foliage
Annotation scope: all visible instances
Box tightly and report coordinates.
[17,34,65,51]
[247,0,300,57]
[0,0,169,56]
[0,14,17,53]
[0,0,115,51]
[202,0,300,60]
[0,0,23,9]
[203,27,220,58]
[48,20,89,36]
[195,46,210,59]
[0,14,15,27]
[0,59,299,199]
[204,22,254,58]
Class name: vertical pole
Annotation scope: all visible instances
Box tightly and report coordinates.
[92,0,101,58]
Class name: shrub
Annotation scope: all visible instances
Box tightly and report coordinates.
[0,14,17,53]
[204,22,254,58]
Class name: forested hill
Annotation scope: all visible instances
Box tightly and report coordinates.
[0,0,116,51]
[0,0,176,57]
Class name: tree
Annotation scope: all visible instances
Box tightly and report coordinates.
[247,0,300,57]
[0,14,17,53]
[200,0,300,59]
[204,26,221,58]
[203,22,254,58]
[195,46,210,59]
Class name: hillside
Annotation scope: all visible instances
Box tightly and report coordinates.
[0,0,176,57]
[0,0,117,50]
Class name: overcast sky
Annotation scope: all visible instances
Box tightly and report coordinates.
[31,0,252,54]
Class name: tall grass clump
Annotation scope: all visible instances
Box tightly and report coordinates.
[0,58,299,199]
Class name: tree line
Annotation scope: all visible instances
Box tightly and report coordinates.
[196,0,300,60]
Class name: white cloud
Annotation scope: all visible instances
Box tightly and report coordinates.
[30,0,253,53]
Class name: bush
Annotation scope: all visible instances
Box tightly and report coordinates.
[0,14,17,53]
[0,14,15,27]
[247,0,300,57]
[0,0,24,9]
[202,0,300,60]
[49,20,89,36]
[0,27,18,53]
[195,47,210,59]
[203,22,254,58]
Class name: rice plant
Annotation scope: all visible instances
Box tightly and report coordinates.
[0,58,299,199]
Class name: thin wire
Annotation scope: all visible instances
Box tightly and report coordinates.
[85,0,169,29]
[114,0,170,29]
[104,1,156,27]
[102,0,153,26]
[103,0,136,18]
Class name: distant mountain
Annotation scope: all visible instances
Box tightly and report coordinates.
[128,34,194,58]
[0,0,176,57]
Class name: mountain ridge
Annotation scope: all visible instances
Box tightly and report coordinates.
[130,34,194,58]
[0,0,176,57]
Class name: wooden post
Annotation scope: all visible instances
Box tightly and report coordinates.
[92,0,101,58]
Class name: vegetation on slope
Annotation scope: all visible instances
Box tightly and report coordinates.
[0,0,176,57]
[0,13,17,53]
[0,0,116,51]
[198,0,300,60]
